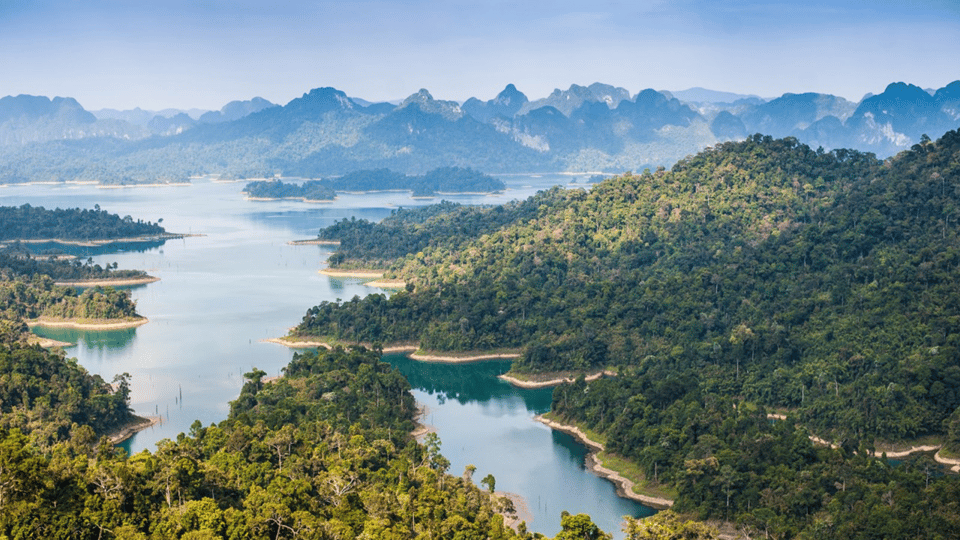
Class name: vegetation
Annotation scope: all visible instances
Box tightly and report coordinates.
[319,198,544,269]
[242,179,336,201]
[0,341,133,449]
[0,345,558,539]
[290,131,960,536]
[243,167,504,203]
[297,132,960,441]
[0,204,165,240]
[0,245,149,281]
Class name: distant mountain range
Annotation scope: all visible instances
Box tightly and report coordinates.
[0,80,958,184]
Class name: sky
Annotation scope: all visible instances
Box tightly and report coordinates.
[1,0,958,111]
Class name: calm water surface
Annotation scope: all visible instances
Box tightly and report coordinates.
[2,175,651,538]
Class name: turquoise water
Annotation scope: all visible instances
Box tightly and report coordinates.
[4,176,651,538]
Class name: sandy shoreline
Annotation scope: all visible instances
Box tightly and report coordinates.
[319,268,386,278]
[262,337,334,349]
[499,370,615,389]
[495,491,533,531]
[26,317,149,330]
[288,239,341,246]
[98,183,192,189]
[535,414,674,509]
[109,415,163,444]
[365,279,408,289]
[264,337,519,363]
[55,275,160,287]
[409,351,521,363]
[246,196,335,203]
[28,335,76,348]
[13,232,197,247]
[410,403,436,440]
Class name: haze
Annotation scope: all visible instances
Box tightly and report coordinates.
[1,0,958,110]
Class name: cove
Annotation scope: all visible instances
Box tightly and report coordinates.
[4,177,652,538]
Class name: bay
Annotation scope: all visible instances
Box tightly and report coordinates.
[2,174,651,538]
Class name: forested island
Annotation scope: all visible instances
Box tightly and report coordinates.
[243,166,505,201]
[0,204,165,241]
[289,130,960,537]
[243,179,336,202]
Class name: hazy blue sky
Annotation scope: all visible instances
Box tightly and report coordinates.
[1,0,958,110]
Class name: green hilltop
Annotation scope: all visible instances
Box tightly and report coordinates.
[293,131,960,535]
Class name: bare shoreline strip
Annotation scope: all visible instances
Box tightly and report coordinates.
[319,268,385,278]
[935,450,960,473]
[535,414,675,509]
[55,276,160,287]
[29,335,76,348]
[365,279,408,289]
[498,370,615,389]
[98,183,192,189]
[14,232,199,247]
[262,337,334,349]
[263,337,519,363]
[408,351,521,363]
[26,317,149,330]
[246,196,335,203]
[288,239,341,246]
[109,415,163,444]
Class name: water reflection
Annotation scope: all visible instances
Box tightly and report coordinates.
[384,353,553,411]
[385,353,653,539]
[31,326,138,352]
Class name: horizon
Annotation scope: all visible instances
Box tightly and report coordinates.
[2,1,958,111]
[5,79,956,116]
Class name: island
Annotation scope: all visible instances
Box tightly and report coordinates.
[242,166,505,202]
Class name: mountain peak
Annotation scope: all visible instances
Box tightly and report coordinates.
[399,89,463,121]
[285,87,355,116]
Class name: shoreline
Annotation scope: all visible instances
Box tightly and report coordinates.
[498,370,615,389]
[264,337,520,363]
[26,317,149,330]
[28,334,75,348]
[245,196,336,203]
[12,232,199,247]
[408,351,521,363]
[494,491,534,531]
[410,402,436,440]
[55,275,160,287]
[98,183,192,189]
[535,414,675,509]
[365,279,407,289]
[288,239,341,246]
[262,337,334,349]
[319,268,385,279]
[109,415,163,444]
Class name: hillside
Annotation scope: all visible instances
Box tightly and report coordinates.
[296,130,960,444]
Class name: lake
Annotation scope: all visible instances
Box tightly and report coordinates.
[2,175,652,538]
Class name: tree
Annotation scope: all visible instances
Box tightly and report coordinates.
[555,511,611,540]
[481,473,496,493]
[623,511,718,540]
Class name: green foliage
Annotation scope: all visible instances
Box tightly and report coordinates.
[0,346,519,540]
[0,342,132,446]
[242,179,335,201]
[317,196,545,269]
[0,247,147,281]
[0,274,141,322]
[0,204,165,241]
[555,511,611,540]
[623,511,718,539]
[292,131,960,538]
[298,131,960,442]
